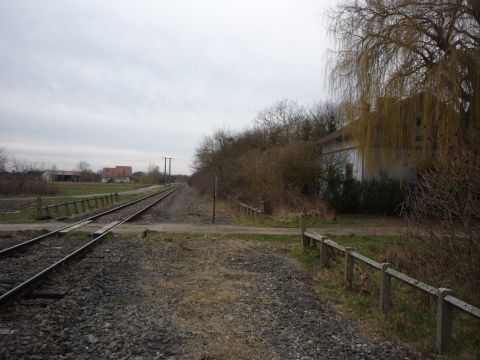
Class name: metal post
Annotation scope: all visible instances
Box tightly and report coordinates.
[164,157,167,185]
[436,288,454,352]
[345,247,354,289]
[168,157,172,187]
[380,263,392,313]
[212,176,217,224]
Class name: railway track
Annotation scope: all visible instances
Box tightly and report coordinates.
[0,185,182,310]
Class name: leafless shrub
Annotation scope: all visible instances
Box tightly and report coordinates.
[400,151,480,303]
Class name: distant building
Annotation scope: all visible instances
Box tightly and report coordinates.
[42,170,81,182]
[101,166,133,183]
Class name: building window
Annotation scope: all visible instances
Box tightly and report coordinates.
[346,163,353,180]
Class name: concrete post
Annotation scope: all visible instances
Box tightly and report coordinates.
[320,238,329,268]
[436,288,454,352]
[345,247,354,289]
[36,198,42,218]
[299,212,307,250]
[380,263,392,314]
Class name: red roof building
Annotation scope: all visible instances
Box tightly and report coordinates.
[101,166,133,182]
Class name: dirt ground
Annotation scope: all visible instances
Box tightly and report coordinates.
[0,233,420,359]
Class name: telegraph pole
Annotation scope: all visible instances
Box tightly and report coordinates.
[163,157,167,185]
[168,158,172,187]
[212,176,217,224]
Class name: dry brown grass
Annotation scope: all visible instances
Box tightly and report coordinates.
[137,235,274,360]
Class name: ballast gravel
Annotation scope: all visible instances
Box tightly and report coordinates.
[0,233,425,359]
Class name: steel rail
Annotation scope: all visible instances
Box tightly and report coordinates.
[0,186,175,258]
[0,184,183,310]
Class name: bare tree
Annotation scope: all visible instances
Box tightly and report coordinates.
[0,147,7,173]
[76,161,91,172]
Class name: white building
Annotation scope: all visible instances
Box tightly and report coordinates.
[320,127,417,182]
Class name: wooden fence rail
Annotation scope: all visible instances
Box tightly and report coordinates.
[231,198,264,219]
[37,193,119,219]
[300,221,480,353]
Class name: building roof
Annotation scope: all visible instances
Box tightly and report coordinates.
[102,166,132,178]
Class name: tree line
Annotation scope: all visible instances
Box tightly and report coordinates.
[190,99,344,214]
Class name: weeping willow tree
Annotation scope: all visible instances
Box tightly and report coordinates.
[330,0,480,172]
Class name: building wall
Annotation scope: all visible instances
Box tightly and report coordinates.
[322,137,416,182]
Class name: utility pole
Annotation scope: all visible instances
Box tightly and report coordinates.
[163,157,167,185]
[168,158,172,187]
[212,176,217,224]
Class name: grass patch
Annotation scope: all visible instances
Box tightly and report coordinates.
[289,234,480,359]
[232,211,403,229]
[54,182,147,196]
[0,193,145,223]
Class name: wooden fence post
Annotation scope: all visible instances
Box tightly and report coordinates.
[100,196,105,207]
[73,200,79,214]
[55,204,60,218]
[65,203,70,216]
[110,194,114,203]
[94,197,99,208]
[36,198,42,218]
[436,288,454,352]
[380,263,392,313]
[320,237,329,268]
[345,247,354,289]
[81,199,86,213]
[260,200,265,215]
[115,192,119,201]
[45,205,50,219]
[299,211,307,250]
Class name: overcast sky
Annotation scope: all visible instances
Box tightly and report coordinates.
[0,0,337,174]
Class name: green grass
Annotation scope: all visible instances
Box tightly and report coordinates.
[0,193,142,223]
[54,182,148,196]
[231,210,402,228]
[289,234,480,359]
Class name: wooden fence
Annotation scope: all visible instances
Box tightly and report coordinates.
[37,193,119,219]
[231,199,264,219]
[299,217,480,353]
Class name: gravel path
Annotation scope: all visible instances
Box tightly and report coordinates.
[134,185,233,225]
[0,233,423,359]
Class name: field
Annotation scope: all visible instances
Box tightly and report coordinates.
[0,183,163,223]
[54,181,147,196]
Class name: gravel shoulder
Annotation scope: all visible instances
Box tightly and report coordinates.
[0,233,420,359]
